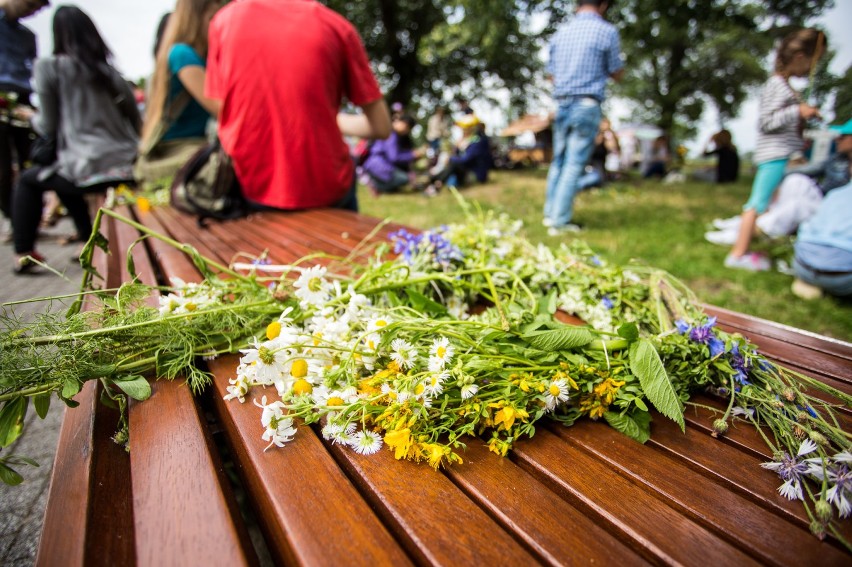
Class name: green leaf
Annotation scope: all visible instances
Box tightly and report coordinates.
[0,398,28,448]
[618,322,640,342]
[33,393,50,419]
[604,410,651,444]
[537,289,558,315]
[404,289,447,316]
[629,339,684,431]
[61,379,81,400]
[633,397,649,412]
[0,462,23,486]
[524,327,594,350]
[114,375,152,401]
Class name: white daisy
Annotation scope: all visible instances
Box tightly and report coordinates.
[321,421,357,444]
[428,337,454,371]
[390,338,417,370]
[223,376,249,403]
[349,430,383,455]
[239,339,288,386]
[423,371,449,397]
[367,316,393,334]
[461,383,479,400]
[545,378,570,410]
[293,265,332,308]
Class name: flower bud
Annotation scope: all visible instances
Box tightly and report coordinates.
[712,419,728,438]
[815,499,833,523]
[810,520,827,540]
[809,431,828,447]
[782,388,796,402]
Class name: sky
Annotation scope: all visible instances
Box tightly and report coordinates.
[21,1,852,154]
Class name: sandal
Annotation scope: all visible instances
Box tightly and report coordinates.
[14,251,46,274]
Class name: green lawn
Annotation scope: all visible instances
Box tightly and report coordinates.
[357,168,852,341]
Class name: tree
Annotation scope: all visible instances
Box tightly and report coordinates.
[608,0,834,136]
[831,65,852,123]
[321,0,557,113]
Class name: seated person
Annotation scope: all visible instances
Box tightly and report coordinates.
[642,135,670,178]
[362,113,422,194]
[705,124,852,245]
[791,180,852,298]
[694,129,739,183]
[425,115,491,195]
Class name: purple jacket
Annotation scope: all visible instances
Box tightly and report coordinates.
[362,131,415,182]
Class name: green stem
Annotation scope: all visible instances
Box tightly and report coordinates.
[585,338,630,351]
[12,299,276,346]
[0,381,62,402]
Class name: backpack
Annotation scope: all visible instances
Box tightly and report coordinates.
[170,139,247,225]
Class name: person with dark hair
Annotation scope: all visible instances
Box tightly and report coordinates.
[424,114,492,196]
[153,11,172,58]
[362,113,423,195]
[11,4,140,273]
[0,0,50,240]
[543,0,623,235]
[703,129,739,183]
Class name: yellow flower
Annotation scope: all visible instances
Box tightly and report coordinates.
[290,358,308,378]
[579,377,626,419]
[384,428,412,460]
[266,321,282,340]
[326,396,345,407]
[494,406,518,431]
[291,379,312,396]
[136,196,151,213]
[488,436,511,457]
[421,443,446,469]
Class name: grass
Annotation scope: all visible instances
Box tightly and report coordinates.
[357,168,852,341]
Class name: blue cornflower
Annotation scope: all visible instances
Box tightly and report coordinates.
[675,319,691,334]
[708,337,725,358]
[591,255,602,266]
[601,295,613,310]
[688,316,717,343]
[761,439,818,500]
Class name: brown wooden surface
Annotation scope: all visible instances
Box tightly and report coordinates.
[38,204,852,566]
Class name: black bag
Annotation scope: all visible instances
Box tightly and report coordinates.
[170,139,246,225]
[29,135,57,166]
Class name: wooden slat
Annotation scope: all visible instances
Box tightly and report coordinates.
[37,214,136,567]
[445,441,649,565]
[514,428,762,565]
[551,420,850,564]
[325,437,538,565]
[207,357,414,566]
[113,210,257,566]
[704,304,852,363]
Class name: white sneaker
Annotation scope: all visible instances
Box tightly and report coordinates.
[712,216,741,230]
[548,224,582,236]
[542,217,554,227]
[704,229,738,246]
[724,252,771,272]
[791,278,823,300]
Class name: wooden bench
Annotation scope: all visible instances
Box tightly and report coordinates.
[36,204,852,566]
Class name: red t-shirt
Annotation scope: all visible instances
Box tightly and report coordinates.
[206,0,383,209]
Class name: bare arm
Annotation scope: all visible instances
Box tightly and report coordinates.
[176,65,221,118]
[337,98,391,139]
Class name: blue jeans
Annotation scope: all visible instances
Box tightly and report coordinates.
[794,256,852,297]
[544,99,602,226]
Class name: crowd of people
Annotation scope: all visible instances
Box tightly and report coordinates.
[0,0,848,299]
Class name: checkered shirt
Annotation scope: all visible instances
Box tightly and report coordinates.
[547,12,623,103]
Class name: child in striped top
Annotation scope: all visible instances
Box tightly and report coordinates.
[725,28,825,271]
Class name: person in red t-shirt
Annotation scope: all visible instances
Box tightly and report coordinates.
[205,0,391,211]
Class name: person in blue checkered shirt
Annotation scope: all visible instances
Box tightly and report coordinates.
[543,0,623,235]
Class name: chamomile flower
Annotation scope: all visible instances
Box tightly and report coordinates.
[390,338,417,370]
[253,396,296,450]
[293,265,332,308]
[349,430,383,455]
[461,383,479,400]
[545,378,571,410]
[223,375,249,403]
[428,337,454,371]
[367,315,393,334]
[238,339,289,386]
[322,421,357,444]
[423,371,449,397]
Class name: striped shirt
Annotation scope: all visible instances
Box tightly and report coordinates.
[547,12,623,102]
[753,75,803,164]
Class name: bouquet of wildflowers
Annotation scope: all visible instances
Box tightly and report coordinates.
[0,200,849,543]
